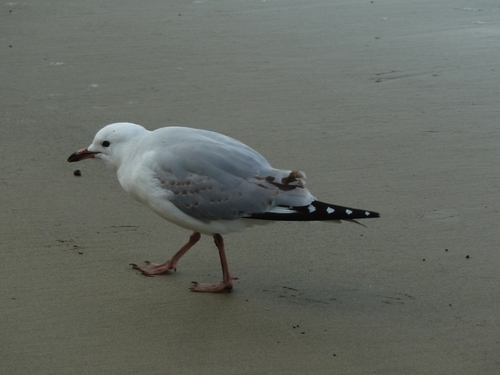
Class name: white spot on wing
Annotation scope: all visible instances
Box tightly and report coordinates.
[346,209,353,215]
[308,205,316,213]
[365,211,370,216]
[326,207,335,214]
[269,206,294,214]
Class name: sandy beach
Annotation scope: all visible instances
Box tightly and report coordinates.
[1,0,499,373]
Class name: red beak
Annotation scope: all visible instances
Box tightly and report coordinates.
[67,148,100,162]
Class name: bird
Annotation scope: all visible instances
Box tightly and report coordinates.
[68,122,380,292]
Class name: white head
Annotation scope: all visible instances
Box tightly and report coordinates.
[68,122,148,170]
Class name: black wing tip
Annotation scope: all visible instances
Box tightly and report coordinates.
[366,211,381,219]
[246,200,380,222]
[310,201,380,220]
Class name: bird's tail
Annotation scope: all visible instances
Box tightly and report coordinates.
[246,200,380,222]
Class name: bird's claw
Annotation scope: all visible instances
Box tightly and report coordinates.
[130,264,154,277]
[189,280,234,293]
[129,261,168,276]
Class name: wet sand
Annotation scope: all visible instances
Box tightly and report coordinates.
[1,0,499,373]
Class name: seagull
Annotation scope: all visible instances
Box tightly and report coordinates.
[68,122,380,292]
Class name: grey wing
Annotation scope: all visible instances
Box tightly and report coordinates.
[154,168,276,221]
[146,127,314,221]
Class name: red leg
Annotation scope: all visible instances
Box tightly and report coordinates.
[130,232,201,276]
[190,233,237,293]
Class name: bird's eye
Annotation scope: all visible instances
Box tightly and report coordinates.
[102,141,110,148]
